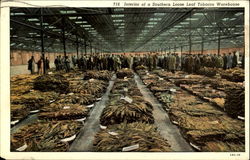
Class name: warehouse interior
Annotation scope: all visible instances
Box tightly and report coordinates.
[10,8,245,152]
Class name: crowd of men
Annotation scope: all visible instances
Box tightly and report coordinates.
[28,51,244,74]
[51,51,244,73]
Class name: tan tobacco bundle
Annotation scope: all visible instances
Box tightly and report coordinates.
[11,74,38,85]
[11,84,33,95]
[150,81,176,93]
[62,71,83,79]
[68,79,107,98]
[93,122,172,152]
[100,98,154,126]
[116,68,134,78]
[11,74,38,95]
[83,70,112,81]
[11,91,59,111]
[34,74,69,93]
[201,141,245,152]
[224,86,245,118]
[11,120,83,152]
[220,67,244,82]
[11,104,29,121]
[39,103,89,120]
[197,67,217,77]
[136,70,148,76]
[57,93,96,105]
[209,79,238,91]
[135,65,147,71]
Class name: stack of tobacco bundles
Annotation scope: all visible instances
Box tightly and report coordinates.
[11,85,33,95]
[63,71,83,79]
[34,74,69,93]
[11,74,38,95]
[11,74,38,85]
[39,103,89,120]
[57,93,96,105]
[197,67,217,77]
[83,70,112,81]
[11,91,59,111]
[168,90,245,151]
[81,79,107,97]
[220,67,244,82]
[155,92,174,109]
[116,68,134,78]
[100,97,154,126]
[11,104,29,122]
[11,121,83,152]
[94,122,172,152]
[209,79,238,91]
[150,81,176,93]
[135,65,147,71]
[224,86,245,118]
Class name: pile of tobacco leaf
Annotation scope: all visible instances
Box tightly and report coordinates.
[39,103,89,120]
[11,120,83,152]
[116,68,134,78]
[83,70,112,81]
[224,86,245,118]
[34,74,69,93]
[220,67,244,82]
[93,122,172,152]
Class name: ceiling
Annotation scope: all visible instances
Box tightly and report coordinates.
[10,7,244,54]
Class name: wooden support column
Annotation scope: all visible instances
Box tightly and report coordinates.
[76,35,79,59]
[62,17,66,58]
[218,30,221,55]
[40,8,46,74]
[84,40,87,55]
[189,12,192,54]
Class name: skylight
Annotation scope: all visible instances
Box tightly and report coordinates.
[148,22,157,25]
[11,12,25,16]
[149,17,162,21]
[53,29,61,31]
[75,21,87,24]
[154,13,166,16]
[113,19,124,22]
[48,26,56,29]
[186,18,199,21]
[114,8,124,12]
[193,13,207,16]
[235,12,243,16]
[28,18,39,22]
[81,25,91,27]
[111,14,124,18]
[222,18,230,21]
[180,22,189,25]
[174,25,182,28]
[60,10,77,14]
[69,17,78,20]
[114,23,125,26]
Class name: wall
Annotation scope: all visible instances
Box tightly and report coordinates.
[10,49,77,66]
[188,47,244,55]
